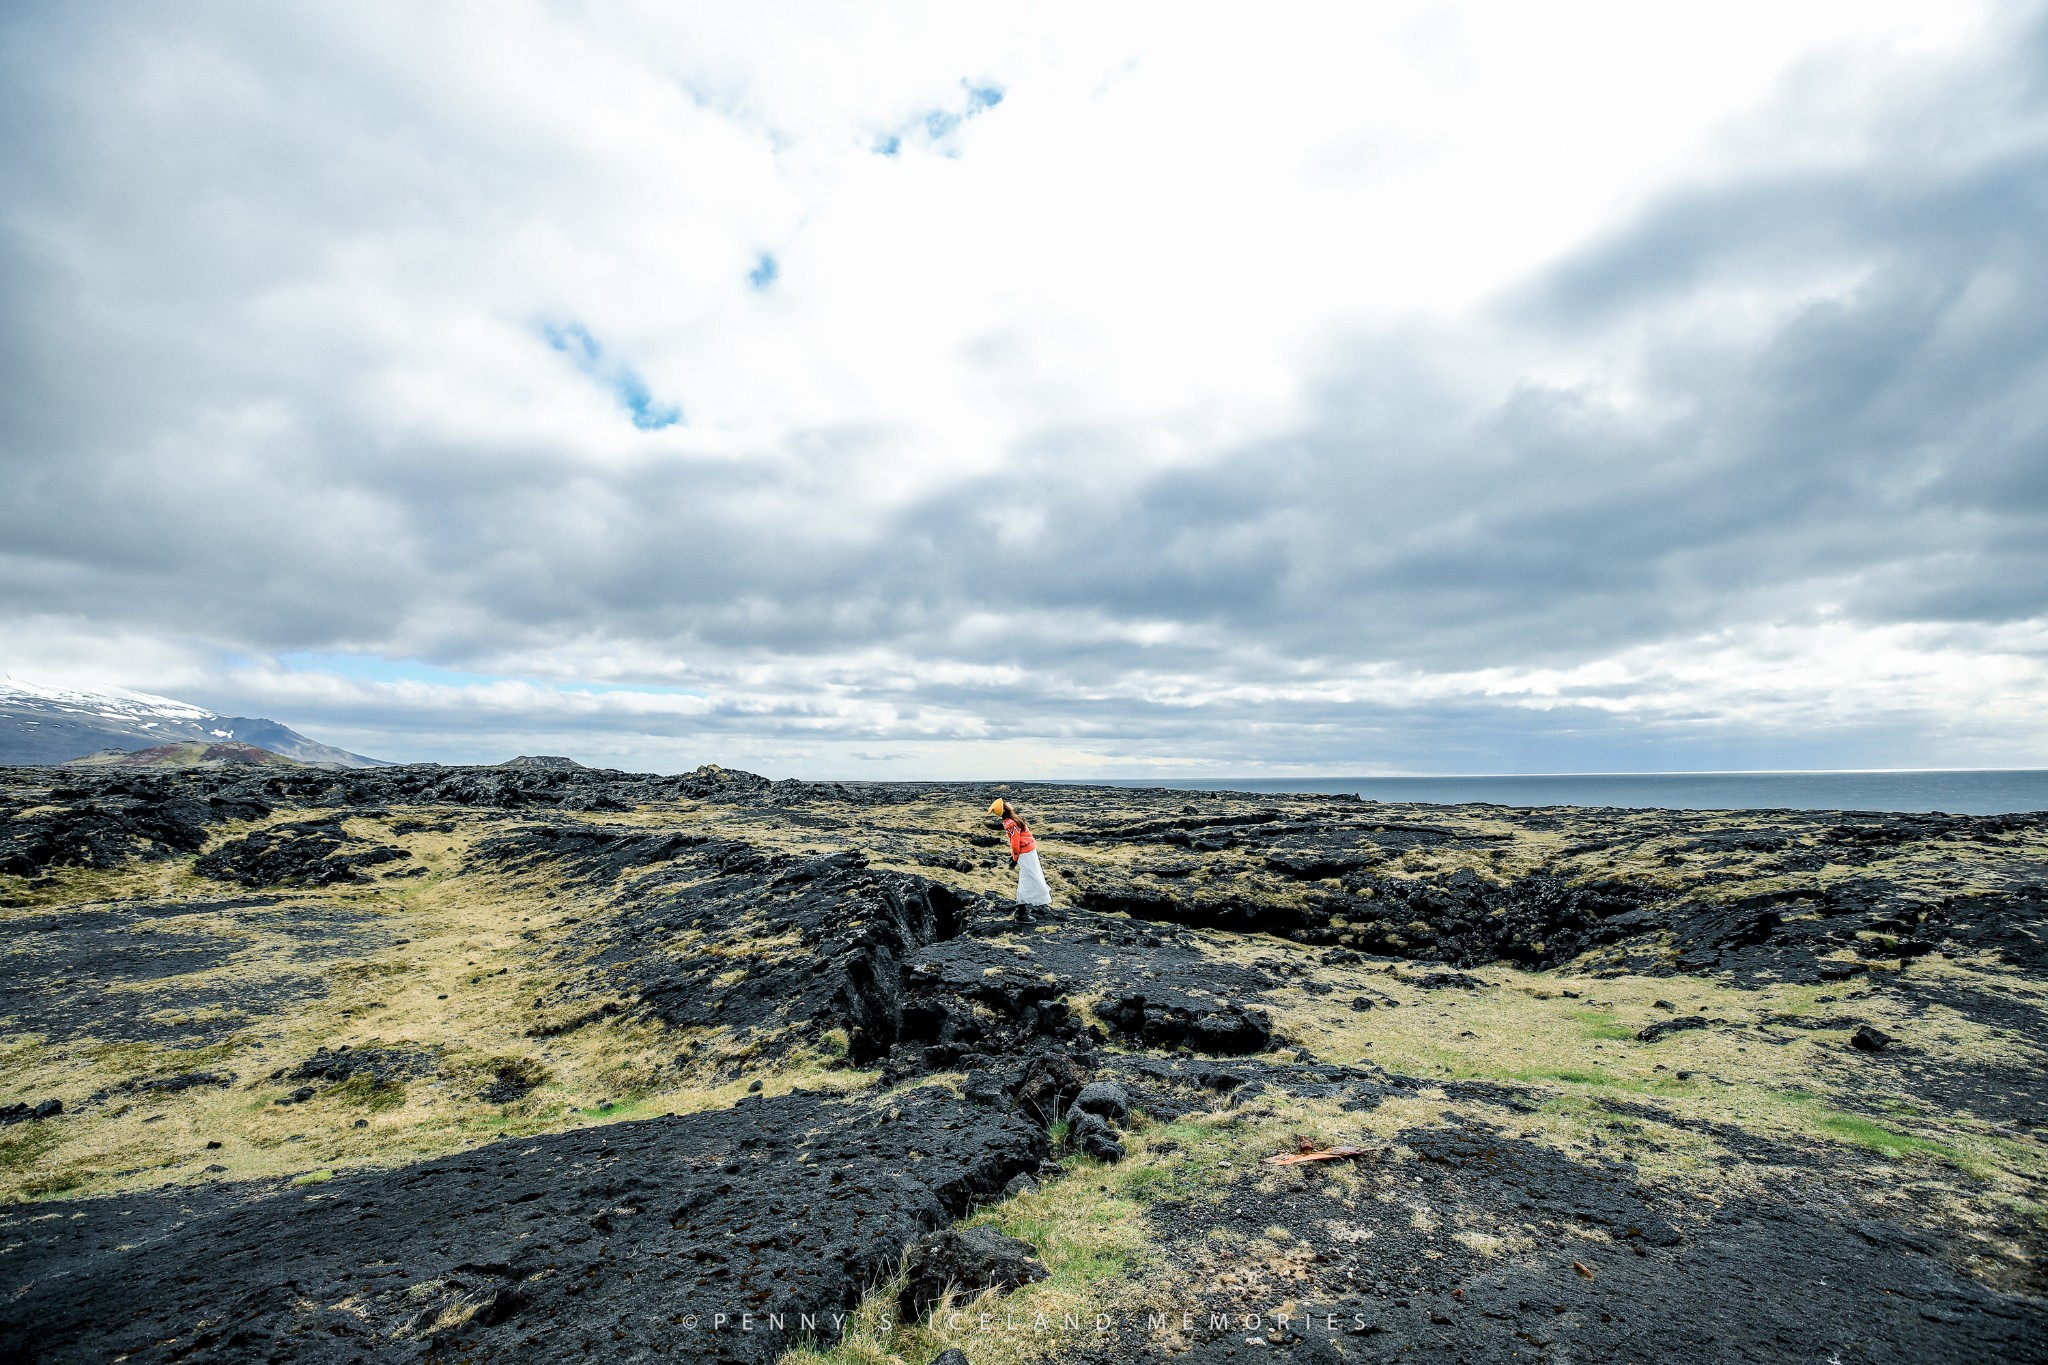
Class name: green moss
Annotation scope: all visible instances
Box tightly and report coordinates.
[1814,1112,1963,1165]
[1511,1067,1616,1087]
[0,1123,63,1175]
[1573,1010,1635,1042]
[970,1166,1140,1289]
[1119,1162,1176,1204]
[17,1171,83,1199]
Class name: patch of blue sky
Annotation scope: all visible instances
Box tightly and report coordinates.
[874,78,1005,158]
[538,321,682,430]
[275,653,703,697]
[540,321,602,368]
[747,252,779,289]
[613,371,682,430]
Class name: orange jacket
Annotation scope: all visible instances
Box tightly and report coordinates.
[1003,817,1036,861]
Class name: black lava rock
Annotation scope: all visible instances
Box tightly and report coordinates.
[1094,991,1272,1054]
[1066,1110,1126,1163]
[1637,1016,1718,1043]
[0,1100,61,1125]
[279,1044,437,1088]
[197,816,409,887]
[116,1071,232,1097]
[1005,1047,1093,1123]
[1851,1024,1895,1053]
[4,1087,1046,1365]
[1408,970,1487,990]
[1069,1080,1130,1124]
[898,1226,1050,1321]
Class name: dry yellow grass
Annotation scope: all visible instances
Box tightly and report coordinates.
[0,808,877,1201]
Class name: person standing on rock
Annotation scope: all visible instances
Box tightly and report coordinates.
[990,797,1054,920]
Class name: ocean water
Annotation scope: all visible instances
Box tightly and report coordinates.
[1093,770,2048,816]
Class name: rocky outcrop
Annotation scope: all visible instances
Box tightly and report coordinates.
[196,815,410,887]
[898,1226,1051,1320]
[0,1087,1046,1365]
[1094,989,1273,1054]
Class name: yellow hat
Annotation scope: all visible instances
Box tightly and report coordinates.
[987,797,1006,815]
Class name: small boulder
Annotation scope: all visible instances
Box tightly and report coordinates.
[1067,1110,1126,1163]
[0,1099,62,1125]
[1636,1016,1716,1043]
[1409,971,1486,990]
[963,1071,1007,1107]
[1069,1081,1130,1125]
[1002,1171,1038,1198]
[898,1227,1050,1320]
[1850,1024,1894,1053]
[931,1351,971,1365]
[1006,1049,1091,1122]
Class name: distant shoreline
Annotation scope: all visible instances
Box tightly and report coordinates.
[1067,769,2048,816]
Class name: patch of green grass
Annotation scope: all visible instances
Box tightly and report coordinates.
[1511,1067,1616,1087]
[292,1168,335,1186]
[1766,1088,1992,1175]
[1119,1162,1176,1204]
[18,1171,83,1199]
[781,1112,1210,1362]
[0,1123,63,1176]
[972,1157,1144,1289]
[1573,1010,1635,1042]
[1814,1112,1963,1165]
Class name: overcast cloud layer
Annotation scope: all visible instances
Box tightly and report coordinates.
[3,2,2045,776]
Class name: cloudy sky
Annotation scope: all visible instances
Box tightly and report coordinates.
[3,2,2045,776]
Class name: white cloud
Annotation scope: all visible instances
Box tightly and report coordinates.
[2,0,2042,774]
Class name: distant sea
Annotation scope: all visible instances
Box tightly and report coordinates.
[1092,771,2048,816]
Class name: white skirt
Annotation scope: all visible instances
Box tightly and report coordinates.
[1014,849,1053,905]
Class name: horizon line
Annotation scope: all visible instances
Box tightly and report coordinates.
[1020,766,2048,782]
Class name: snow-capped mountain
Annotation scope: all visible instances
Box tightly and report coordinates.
[0,676,389,768]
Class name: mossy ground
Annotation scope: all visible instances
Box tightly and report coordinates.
[0,805,872,1202]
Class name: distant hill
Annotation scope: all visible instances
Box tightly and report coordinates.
[0,676,389,768]
[64,740,305,769]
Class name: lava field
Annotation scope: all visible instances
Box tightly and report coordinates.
[0,761,2043,1363]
